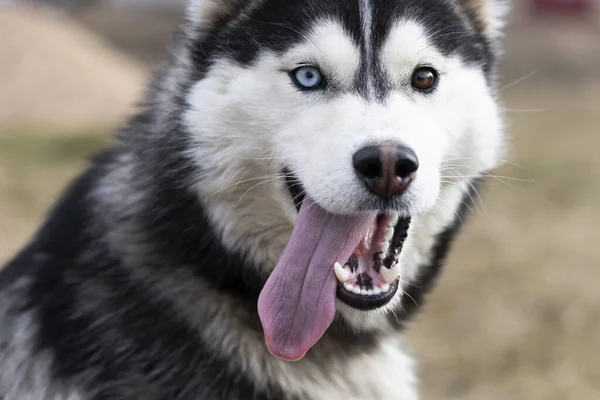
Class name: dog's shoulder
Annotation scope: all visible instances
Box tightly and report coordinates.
[0,158,104,399]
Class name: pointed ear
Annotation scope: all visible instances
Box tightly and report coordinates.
[186,0,244,30]
[459,0,510,41]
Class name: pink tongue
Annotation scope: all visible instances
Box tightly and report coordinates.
[258,196,376,361]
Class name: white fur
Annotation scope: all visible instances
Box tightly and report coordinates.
[184,16,503,330]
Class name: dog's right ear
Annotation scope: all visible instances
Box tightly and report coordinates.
[186,0,244,31]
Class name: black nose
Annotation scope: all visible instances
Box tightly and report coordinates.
[352,144,419,199]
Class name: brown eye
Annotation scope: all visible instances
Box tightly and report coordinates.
[411,67,438,92]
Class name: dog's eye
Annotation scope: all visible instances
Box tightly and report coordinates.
[290,66,324,90]
[411,67,438,92]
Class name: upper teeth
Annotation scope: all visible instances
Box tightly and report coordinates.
[388,211,399,227]
[384,227,394,241]
[334,262,351,283]
[381,242,390,255]
[380,262,401,284]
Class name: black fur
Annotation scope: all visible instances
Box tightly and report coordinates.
[1,157,293,399]
[0,1,501,398]
[0,151,380,399]
[189,0,495,99]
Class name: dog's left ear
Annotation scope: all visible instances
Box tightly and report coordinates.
[186,0,244,32]
[459,0,510,41]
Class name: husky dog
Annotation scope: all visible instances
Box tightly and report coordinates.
[0,1,509,399]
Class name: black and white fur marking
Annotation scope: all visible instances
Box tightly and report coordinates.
[0,1,509,399]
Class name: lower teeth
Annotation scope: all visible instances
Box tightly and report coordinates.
[342,282,391,296]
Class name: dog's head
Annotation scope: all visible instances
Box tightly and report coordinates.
[183,0,508,360]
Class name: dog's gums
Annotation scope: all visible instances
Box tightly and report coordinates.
[335,213,410,310]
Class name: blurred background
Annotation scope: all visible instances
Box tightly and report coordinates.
[0,0,599,398]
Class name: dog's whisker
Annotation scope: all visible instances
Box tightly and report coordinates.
[236,177,287,205]
[206,174,290,200]
[441,174,531,182]
[442,174,530,192]
[466,179,487,215]
[498,69,538,92]
[435,198,465,226]
[439,164,533,181]
[440,157,530,171]
[502,106,553,113]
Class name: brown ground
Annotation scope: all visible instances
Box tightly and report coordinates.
[1,5,599,400]
[0,5,146,130]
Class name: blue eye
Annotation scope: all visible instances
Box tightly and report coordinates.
[290,66,324,90]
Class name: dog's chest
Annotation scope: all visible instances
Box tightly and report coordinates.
[270,339,418,400]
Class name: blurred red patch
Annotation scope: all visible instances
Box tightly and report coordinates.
[533,0,591,13]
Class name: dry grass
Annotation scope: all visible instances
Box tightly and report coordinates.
[1,6,599,398]
[0,129,108,259]
[0,5,146,130]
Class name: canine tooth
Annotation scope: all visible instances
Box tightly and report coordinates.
[335,262,350,283]
[360,289,368,296]
[381,242,390,254]
[352,286,361,295]
[377,252,385,260]
[384,228,394,241]
[373,287,382,295]
[367,289,374,296]
[381,284,390,293]
[380,262,401,284]
[388,212,399,227]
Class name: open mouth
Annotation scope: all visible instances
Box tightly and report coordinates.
[335,213,410,310]
[285,172,410,310]
[256,172,411,361]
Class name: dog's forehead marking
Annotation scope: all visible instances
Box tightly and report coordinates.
[287,16,447,100]
[358,0,376,100]
[224,0,486,101]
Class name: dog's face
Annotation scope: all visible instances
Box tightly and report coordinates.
[185,0,507,360]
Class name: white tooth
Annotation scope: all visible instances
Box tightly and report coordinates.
[360,289,368,296]
[352,286,361,295]
[381,242,390,254]
[388,212,399,227]
[367,289,374,296]
[344,283,354,292]
[381,284,390,293]
[377,252,385,260]
[384,228,394,241]
[380,263,401,284]
[335,262,350,283]
[373,287,382,295]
